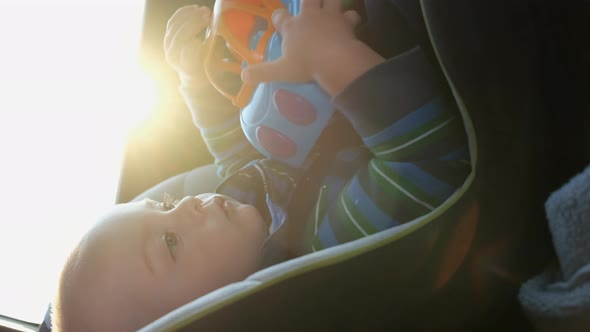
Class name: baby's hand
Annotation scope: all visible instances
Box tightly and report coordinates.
[164,5,212,88]
[242,0,384,96]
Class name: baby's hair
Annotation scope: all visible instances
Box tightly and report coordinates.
[51,282,63,332]
[51,244,83,332]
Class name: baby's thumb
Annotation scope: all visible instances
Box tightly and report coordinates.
[343,10,361,27]
[242,58,303,84]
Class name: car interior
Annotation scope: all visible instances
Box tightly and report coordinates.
[1,0,588,331]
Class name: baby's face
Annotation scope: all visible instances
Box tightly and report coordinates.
[75,193,267,330]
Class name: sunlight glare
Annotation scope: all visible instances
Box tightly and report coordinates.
[0,0,156,323]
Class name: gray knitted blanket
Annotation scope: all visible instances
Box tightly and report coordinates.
[519,165,590,331]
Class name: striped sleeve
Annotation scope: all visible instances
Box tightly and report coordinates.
[180,84,263,178]
[309,47,471,251]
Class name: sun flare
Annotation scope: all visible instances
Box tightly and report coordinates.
[0,0,156,323]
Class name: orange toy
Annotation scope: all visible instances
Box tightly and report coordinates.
[201,0,286,108]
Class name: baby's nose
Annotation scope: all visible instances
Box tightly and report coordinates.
[170,197,205,228]
[210,195,224,207]
[201,194,230,212]
[175,196,205,215]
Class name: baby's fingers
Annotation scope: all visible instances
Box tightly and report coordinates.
[270,8,292,36]
[323,0,342,11]
[343,10,361,27]
[165,15,210,66]
[164,6,211,50]
[179,37,204,69]
[167,5,197,30]
[165,6,197,49]
[242,57,308,84]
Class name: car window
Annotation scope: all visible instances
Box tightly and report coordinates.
[0,0,154,324]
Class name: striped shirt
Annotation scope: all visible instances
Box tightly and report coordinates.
[181,47,471,259]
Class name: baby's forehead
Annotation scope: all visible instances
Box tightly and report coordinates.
[76,211,152,279]
[83,202,153,251]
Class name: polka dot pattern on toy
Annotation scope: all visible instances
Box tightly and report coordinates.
[256,125,297,158]
[273,89,317,126]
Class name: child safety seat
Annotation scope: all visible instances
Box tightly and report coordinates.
[38,0,588,331]
[134,1,586,331]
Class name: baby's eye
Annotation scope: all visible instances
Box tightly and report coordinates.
[164,232,178,261]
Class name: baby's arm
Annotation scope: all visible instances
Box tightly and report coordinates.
[165,5,263,177]
[244,0,471,249]
[311,48,471,249]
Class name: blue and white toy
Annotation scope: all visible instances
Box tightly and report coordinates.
[203,0,350,167]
